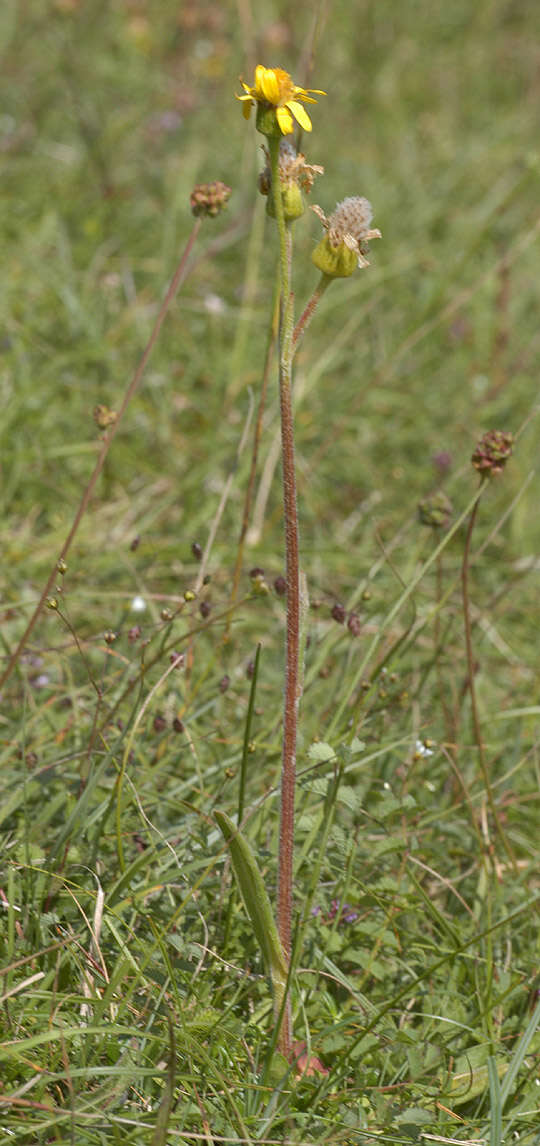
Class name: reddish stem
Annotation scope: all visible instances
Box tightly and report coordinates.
[292,274,330,354]
[461,484,516,870]
[276,349,300,968]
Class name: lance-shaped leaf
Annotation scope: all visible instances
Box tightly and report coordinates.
[215,810,288,1011]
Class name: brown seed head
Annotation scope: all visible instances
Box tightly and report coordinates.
[190,181,232,218]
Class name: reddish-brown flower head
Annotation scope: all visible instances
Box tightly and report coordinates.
[471,430,514,477]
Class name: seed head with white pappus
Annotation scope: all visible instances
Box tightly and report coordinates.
[312,196,381,278]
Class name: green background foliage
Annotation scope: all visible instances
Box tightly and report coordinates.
[1,1,539,1142]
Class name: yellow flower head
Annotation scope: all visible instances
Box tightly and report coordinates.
[237,65,325,136]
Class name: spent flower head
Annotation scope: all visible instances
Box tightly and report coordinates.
[237,65,325,137]
[471,430,514,477]
[311,197,381,278]
[259,139,323,195]
[259,139,324,221]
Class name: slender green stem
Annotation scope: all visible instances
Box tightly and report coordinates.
[238,643,262,825]
[461,482,517,871]
[220,642,263,952]
[268,135,300,1060]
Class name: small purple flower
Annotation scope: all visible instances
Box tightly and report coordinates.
[342,906,359,923]
[432,450,452,475]
[312,900,358,925]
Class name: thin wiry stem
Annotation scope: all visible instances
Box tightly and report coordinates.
[0,220,202,692]
[461,482,517,871]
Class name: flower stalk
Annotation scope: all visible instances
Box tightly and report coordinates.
[461,472,516,871]
[292,273,331,354]
[232,66,381,1065]
[268,133,300,1058]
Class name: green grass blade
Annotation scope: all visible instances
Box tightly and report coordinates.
[499,993,540,1110]
[150,1013,176,1146]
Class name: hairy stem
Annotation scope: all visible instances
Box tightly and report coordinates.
[268,135,300,1059]
[292,273,331,355]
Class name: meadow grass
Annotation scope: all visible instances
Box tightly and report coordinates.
[1,1,540,1142]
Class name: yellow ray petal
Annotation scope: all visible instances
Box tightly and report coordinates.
[259,69,280,104]
[286,100,312,131]
[276,106,294,134]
